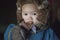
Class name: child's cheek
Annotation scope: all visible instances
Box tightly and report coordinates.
[22,15,28,23]
[32,16,39,24]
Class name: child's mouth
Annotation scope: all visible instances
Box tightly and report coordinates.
[26,20,33,24]
[24,21,33,30]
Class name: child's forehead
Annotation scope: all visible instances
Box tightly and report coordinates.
[22,4,38,12]
[22,4,36,7]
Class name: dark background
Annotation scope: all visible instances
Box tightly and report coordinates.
[0,0,60,40]
[0,0,17,25]
[0,0,17,40]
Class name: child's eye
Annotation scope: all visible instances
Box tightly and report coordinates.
[24,13,28,16]
[32,13,36,15]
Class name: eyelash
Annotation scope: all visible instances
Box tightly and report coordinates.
[24,13,37,16]
[33,13,36,15]
[24,13,28,15]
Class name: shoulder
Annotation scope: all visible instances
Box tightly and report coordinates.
[4,24,18,40]
[4,24,16,36]
[6,24,20,33]
[9,24,23,40]
[45,28,54,34]
[44,28,59,40]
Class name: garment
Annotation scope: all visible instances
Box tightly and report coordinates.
[4,24,59,40]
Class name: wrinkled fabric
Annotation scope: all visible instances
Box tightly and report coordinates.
[4,24,59,40]
[4,24,15,40]
[28,28,59,40]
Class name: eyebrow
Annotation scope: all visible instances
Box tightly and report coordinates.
[22,10,38,12]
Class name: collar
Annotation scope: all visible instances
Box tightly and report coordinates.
[30,24,48,34]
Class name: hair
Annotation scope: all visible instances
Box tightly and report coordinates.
[16,0,49,25]
[56,4,60,21]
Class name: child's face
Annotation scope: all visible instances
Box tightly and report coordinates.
[22,4,39,24]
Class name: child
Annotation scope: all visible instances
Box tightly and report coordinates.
[4,0,59,40]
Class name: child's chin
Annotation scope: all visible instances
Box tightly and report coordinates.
[25,21,33,29]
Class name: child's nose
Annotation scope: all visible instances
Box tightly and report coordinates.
[29,16,32,20]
